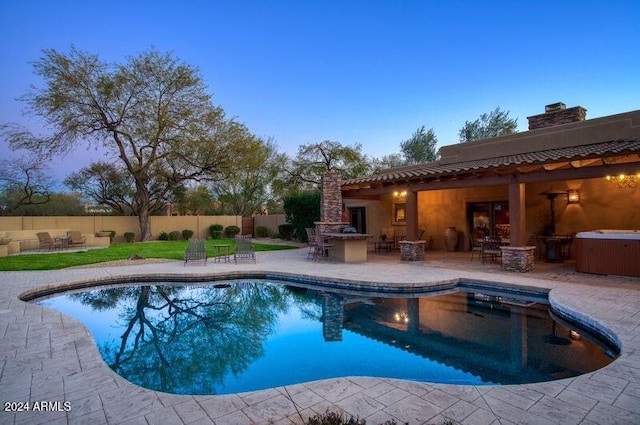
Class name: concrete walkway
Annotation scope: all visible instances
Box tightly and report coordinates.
[1,248,639,424]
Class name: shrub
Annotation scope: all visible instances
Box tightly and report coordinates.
[169,231,181,240]
[158,231,169,241]
[305,411,365,425]
[209,224,223,239]
[182,229,194,240]
[100,230,116,242]
[123,232,135,243]
[283,191,321,241]
[278,223,294,240]
[255,226,270,238]
[224,225,240,238]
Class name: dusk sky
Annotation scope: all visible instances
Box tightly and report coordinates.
[1,1,639,184]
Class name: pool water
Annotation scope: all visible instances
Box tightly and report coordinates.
[36,280,617,395]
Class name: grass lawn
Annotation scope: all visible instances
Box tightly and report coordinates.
[0,239,297,271]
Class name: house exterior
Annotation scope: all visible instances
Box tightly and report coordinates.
[341,103,640,270]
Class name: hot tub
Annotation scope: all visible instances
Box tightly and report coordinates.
[575,230,640,277]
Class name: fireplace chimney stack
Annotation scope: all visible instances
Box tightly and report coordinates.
[527,102,587,130]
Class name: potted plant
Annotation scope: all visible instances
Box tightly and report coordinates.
[124,232,135,243]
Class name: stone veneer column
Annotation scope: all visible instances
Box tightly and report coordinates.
[320,169,343,223]
[316,170,347,242]
[399,240,426,261]
[501,246,536,272]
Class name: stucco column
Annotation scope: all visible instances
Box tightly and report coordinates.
[508,179,526,246]
[406,190,418,241]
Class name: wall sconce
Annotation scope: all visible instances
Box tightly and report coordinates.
[606,173,640,188]
[567,189,580,204]
[393,190,407,198]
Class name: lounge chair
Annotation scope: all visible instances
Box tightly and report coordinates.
[234,235,256,263]
[36,232,63,251]
[67,231,86,248]
[184,239,207,266]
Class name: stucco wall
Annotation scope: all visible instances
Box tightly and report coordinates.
[0,215,243,243]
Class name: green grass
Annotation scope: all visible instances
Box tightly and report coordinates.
[0,239,297,271]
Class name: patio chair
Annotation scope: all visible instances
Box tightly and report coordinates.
[380,227,395,249]
[468,233,482,262]
[234,235,256,263]
[481,236,503,264]
[312,236,335,262]
[67,231,86,248]
[305,227,317,259]
[184,239,207,266]
[36,232,63,251]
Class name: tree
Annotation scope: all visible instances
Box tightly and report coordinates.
[64,161,136,215]
[211,137,285,216]
[278,140,372,193]
[400,126,439,164]
[172,185,215,215]
[0,156,52,216]
[3,47,242,240]
[458,107,518,143]
[8,192,85,216]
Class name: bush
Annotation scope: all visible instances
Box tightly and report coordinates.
[182,229,194,240]
[224,225,240,238]
[255,226,270,238]
[123,232,135,243]
[283,191,321,241]
[209,224,223,239]
[305,411,365,425]
[278,224,294,240]
[100,230,116,242]
[169,231,181,241]
[158,231,169,241]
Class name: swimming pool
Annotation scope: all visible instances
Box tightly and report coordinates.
[34,279,617,395]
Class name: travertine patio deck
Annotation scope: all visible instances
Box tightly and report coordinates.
[1,247,639,424]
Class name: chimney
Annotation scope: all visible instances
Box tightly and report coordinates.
[527,102,587,130]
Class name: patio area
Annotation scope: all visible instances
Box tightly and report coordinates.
[1,246,639,424]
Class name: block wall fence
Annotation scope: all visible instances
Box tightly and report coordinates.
[0,214,287,243]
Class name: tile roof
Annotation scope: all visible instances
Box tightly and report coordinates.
[343,138,640,189]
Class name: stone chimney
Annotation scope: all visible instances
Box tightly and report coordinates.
[527,102,587,130]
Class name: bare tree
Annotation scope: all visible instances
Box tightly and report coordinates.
[2,47,243,239]
[0,156,52,215]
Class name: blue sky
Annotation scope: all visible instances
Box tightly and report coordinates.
[1,1,639,182]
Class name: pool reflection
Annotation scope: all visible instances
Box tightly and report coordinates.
[37,281,617,395]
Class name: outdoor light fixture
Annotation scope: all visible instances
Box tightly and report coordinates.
[393,190,407,198]
[394,311,409,324]
[606,173,640,188]
[567,189,580,204]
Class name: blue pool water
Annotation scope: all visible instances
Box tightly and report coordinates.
[36,280,617,395]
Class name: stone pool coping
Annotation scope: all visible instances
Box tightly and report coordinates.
[1,247,639,424]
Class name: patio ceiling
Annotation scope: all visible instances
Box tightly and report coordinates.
[342,138,640,195]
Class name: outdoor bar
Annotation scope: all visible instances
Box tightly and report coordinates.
[321,232,372,263]
[575,230,640,277]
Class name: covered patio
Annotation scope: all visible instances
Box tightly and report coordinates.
[342,104,640,275]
